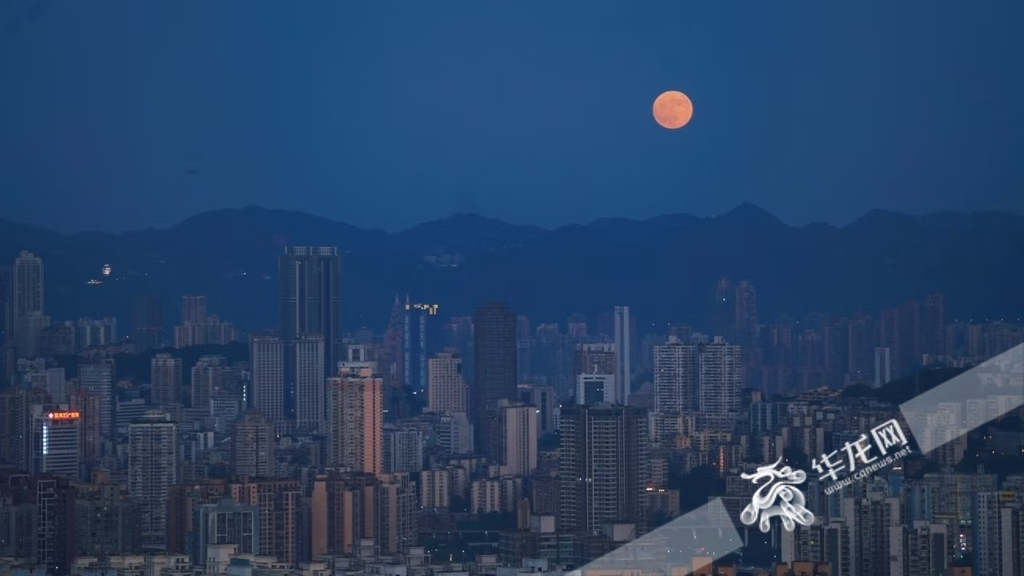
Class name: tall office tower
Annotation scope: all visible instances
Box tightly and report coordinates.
[150,353,182,408]
[294,334,325,433]
[698,336,743,416]
[132,294,164,352]
[472,302,518,459]
[232,412,276,478]
[403,299,439,393]
[129,410,178,550]
[181,295,208,324]
[10,251,48,361]
[78,361,114,439]
[654,335,697,414]
[28,406,81,480]
[191,355,231,410]
[498,401,538,477]
[712,278,734,339]
[427,349,466,413]
[889,521,948,576]
[191,499,260,566]
[279,247,342,407]
[376,473,417,555]
[559,404,650,534]
[327,366,383,474]
[613,306,632,405]
[251,335,285,426]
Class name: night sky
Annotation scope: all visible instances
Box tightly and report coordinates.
[2,0,1022,233]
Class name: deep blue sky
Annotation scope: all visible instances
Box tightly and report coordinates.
[2,0,1023,233]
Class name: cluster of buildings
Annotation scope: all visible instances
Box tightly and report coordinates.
[1,248,1024,576]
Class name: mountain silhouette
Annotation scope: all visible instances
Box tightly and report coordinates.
[1,205,1022,335]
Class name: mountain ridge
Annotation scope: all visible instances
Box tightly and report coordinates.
[1,204,1022,333]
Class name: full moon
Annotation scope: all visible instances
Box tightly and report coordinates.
[652,90,693,130]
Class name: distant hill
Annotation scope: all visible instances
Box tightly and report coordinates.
[1,204,1023,333]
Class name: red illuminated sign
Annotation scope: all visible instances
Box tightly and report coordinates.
[48,411,80,420]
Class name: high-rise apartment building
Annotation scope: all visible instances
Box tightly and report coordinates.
[9,251,48,361]
[191,355,232,410]
[150,353,181,408]
[327,366,383,474]
[279,247,342,414]
[698,336,743,417]
[294,334,325,433]
[498,401,538,477]
[559,403,649,534]
[232,411,276,478]
[654,335,697,414]
[181,295,208,324]
[376,473,417,555]
[613,306,632,405]
[251,335,285,426]
[427,349,466,413]
[191,498,260,566]
[472,302,518,458]
[128,410,178,550]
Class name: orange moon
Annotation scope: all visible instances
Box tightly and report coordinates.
[652,90,693,129]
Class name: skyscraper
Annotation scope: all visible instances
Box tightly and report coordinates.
[613,306,632,405]
[232,411,276,478]
[10,251,47,361]
[132,294,163,352]
[427,349,466,413]
[181,295,208,324]
[150,353,181,408]
[279,247,342,414]
[498,401,538,477]
[654,335,697,414]
[79,362,114,439]
[294,334,325,433]
[327,365,383,474]
[472,302,518,459]
[251,335,285,426]
[403,299,439,393]
[559,403,649,534]
[698,336,743,419]
[128,410,178,550]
